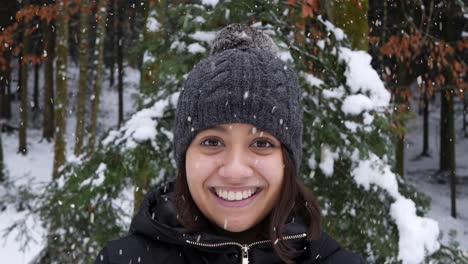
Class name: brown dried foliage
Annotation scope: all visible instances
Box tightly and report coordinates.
[375,25,467,99]
[0,0,88,69]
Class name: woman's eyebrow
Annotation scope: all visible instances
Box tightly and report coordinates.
[204,125,275,137]
[205,125,226,132]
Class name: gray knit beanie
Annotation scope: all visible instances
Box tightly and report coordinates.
[173,24,303,173]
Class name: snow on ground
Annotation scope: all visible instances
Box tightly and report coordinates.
[0,128,51,263]
[0,65,139,263]
[405,92,468,251]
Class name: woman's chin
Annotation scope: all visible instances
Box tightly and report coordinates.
[212,217,265,236]
[223,225,249,233]
[214,219,252,233]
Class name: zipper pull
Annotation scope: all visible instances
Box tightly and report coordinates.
[241,245,249,264]
[314,254,322,264]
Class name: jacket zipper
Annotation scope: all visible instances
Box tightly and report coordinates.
[186,232,307,264]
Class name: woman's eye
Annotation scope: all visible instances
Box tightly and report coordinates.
[200,138,223,147]
[251,139,274,148]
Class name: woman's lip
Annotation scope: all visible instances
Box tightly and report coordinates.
[209,188,262,208]
[209,186,261,191]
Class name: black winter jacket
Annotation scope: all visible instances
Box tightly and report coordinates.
[95,184,365,264]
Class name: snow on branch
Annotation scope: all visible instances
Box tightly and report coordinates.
[102,93,179,151]
[337,47,390,113]
[352,152,440,264]
[317,16,439,264]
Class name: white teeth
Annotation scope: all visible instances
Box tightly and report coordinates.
[214,188,256,201]
[228,191,235,200]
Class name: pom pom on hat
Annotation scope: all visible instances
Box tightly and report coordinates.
[210,24,279,56]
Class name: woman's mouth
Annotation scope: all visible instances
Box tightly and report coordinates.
[209,187,262,207]
[213,187,258,200]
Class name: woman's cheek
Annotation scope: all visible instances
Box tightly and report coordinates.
[190,156,223,173]
[255,158,283,178]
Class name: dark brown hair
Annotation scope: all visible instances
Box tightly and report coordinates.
[173,146,322,263]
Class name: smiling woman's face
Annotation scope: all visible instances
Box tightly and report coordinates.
[185,123,285,233]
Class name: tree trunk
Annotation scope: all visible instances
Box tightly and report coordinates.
[32,59,40,126]
[439,89,456,217]
[88,0,108,152]
[0,0,18,121]
[52,0,69,179]
[450,165,456,218]
[0,60,11,120]
[0,132,4,182]
[439,91,450,172]
[382,0,387,43]
[43,19,55,141]
[325,0,369,51]
[117,0,124,127]
[138,0,159,95]
[393,85,408,178]
[74,0,90,156]
[128,0,152,214]
[19,26,30,155]
[395,133,404,177]
[133,0,148,70]
[447,91,456,218]
[108,0,115,88]
[421,94,430,156]
[33,61,39,112]
[464,94,467,138]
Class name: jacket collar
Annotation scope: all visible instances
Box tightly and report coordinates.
[309,231,341,262]
[130,182,341,260]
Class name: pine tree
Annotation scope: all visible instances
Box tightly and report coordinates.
[128,0,173,212]
[52,0,69,178]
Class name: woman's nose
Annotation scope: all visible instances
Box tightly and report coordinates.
[218,147,254,179]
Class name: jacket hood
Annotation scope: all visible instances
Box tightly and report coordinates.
[129,183,342,261]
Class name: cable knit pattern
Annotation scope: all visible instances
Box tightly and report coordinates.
[173,25,303,174]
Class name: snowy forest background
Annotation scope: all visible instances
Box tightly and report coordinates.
[0,0,467,263]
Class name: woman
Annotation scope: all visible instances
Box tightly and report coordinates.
[95,24,364,264]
